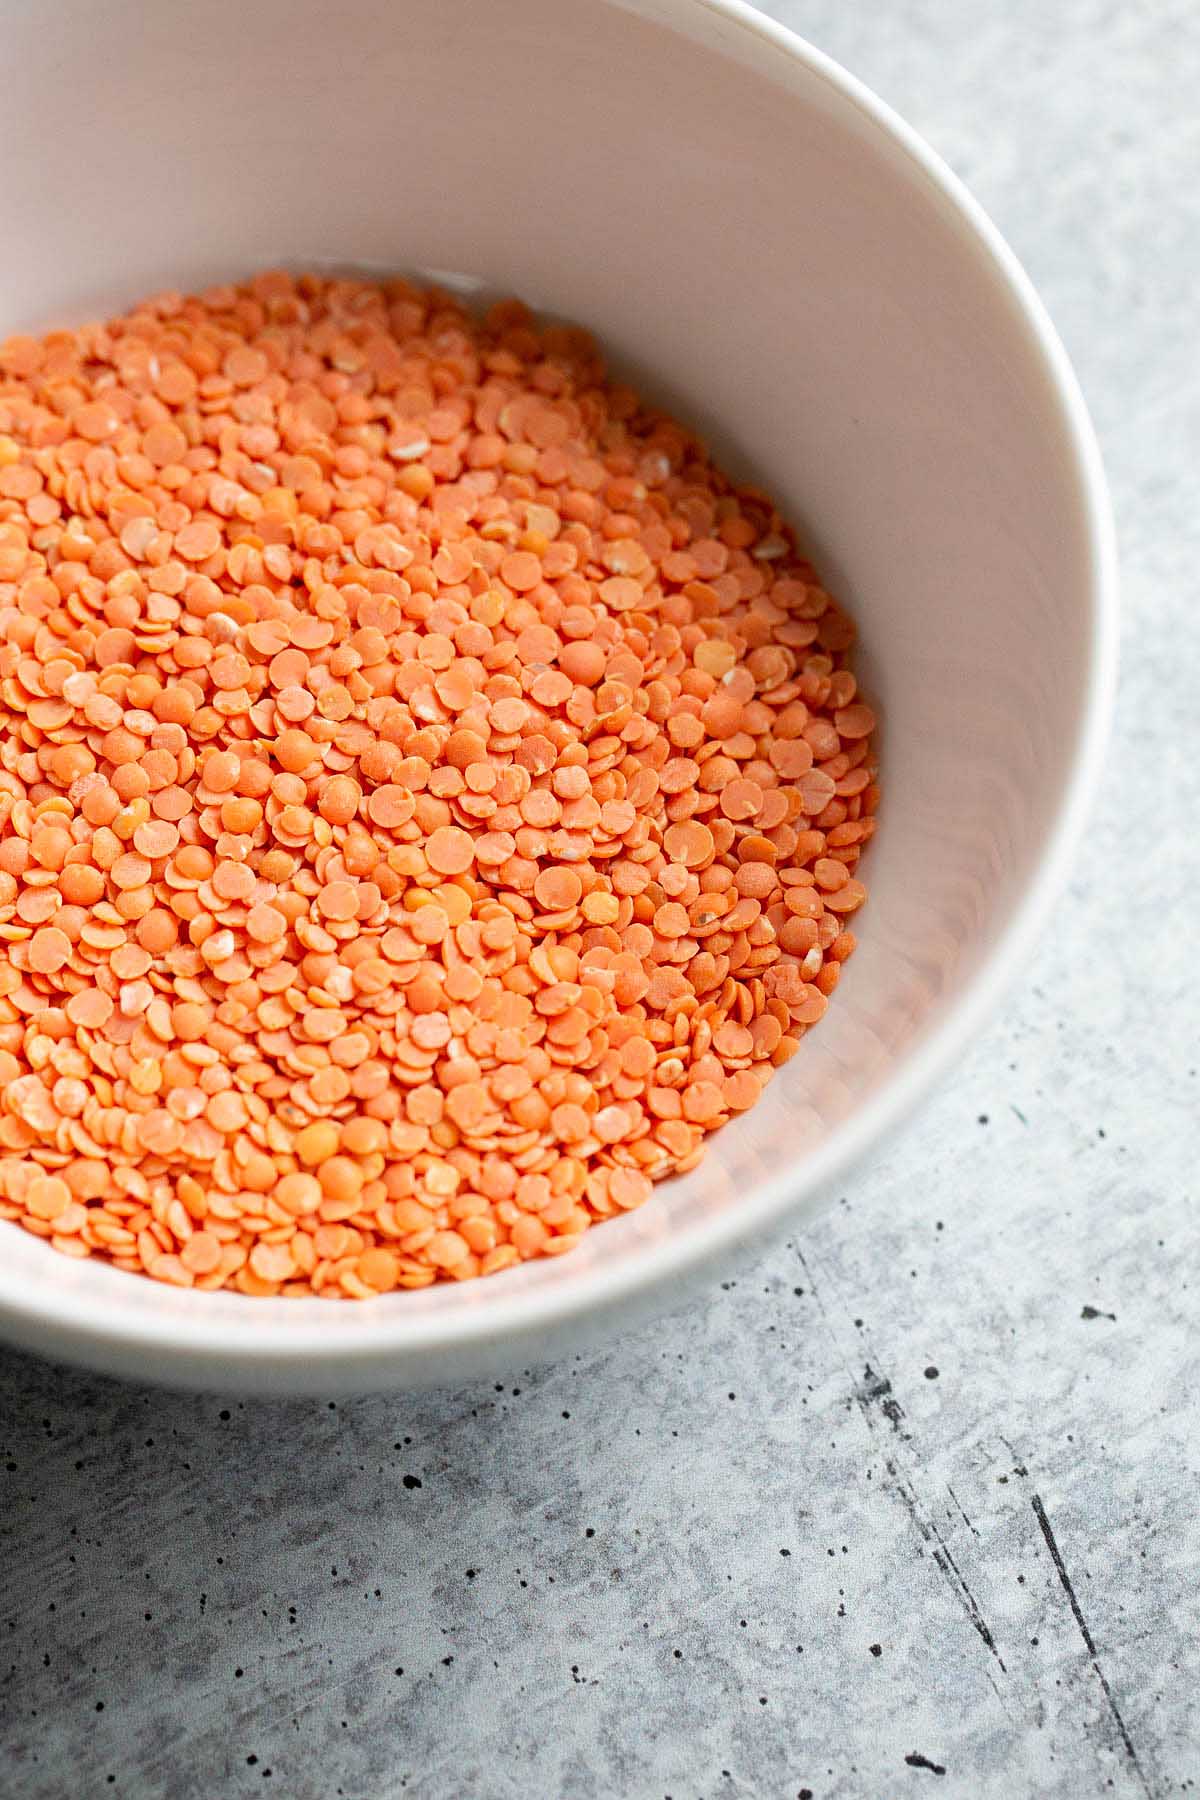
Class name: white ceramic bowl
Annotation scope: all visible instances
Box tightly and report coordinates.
[0,0,1116,1392]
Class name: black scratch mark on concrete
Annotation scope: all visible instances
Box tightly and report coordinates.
[796,1247,895,1442]
[946,1484,981,1539]
[797,1245,1006,1701]
[817,1282,1008,1695]
[858,1364,906,1434]
[795,1249,830,1333]
[1080,1305,1117,1322]
[886,1460,1006,1675]
[1031,1495,1152,1798]
[796,1249,901,1442]
[848,1310,913,1440]
[932,1547,1006,1673]
[999,1437,1028,1479]
[982,1663,1008,1715]
[905,1752,947,1776]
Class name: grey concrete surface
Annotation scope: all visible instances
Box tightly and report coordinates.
[2,2,1198,1795]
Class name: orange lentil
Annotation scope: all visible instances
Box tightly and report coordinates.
[0,271,876,1298]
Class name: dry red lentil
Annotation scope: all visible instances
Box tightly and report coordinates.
[0,271,878,1299]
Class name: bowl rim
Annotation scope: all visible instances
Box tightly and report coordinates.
[0,0,1119,1382]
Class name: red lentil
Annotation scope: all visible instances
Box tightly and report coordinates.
[0,270,878,1299]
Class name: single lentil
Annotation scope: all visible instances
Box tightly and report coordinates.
[0,271,878,1298]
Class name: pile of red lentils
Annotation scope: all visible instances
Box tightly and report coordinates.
[0,271,877,1298]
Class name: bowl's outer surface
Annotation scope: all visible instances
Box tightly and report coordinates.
[0,0,1116,1391]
